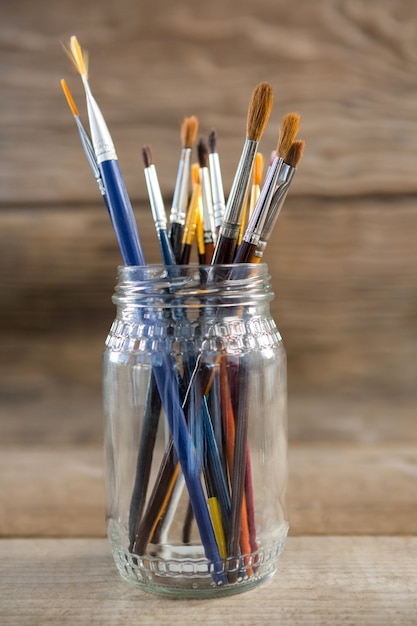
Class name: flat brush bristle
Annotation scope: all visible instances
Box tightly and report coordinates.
[253,152,264,185]
[64,35,89,78]
[60,79,79,116]
[197,139,209,169]
[142,145,153,168]
[246,82,274,142]
[285,139,305,168]
[208,129,217,154]
[181,116,199,149]
[277,112,300,159]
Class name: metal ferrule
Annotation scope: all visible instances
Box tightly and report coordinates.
[144,165,167,232]
[218,221,240,241]
[259,166,296,244]
[74,116,100,179]
[208,152,226,229]
[254,240,267,258]
[274,161,291,193]
[200,167,216,244]
[243,155,284,245]
[82,76,117,163]
[224,139,258,228]
[170,148,191,226]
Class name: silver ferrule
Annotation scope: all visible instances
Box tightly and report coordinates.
[219,221,240,240]
[74,116,100,180]
[224,138,258,228]
[259,166,296,244]
[82,76,117,163]
[254,240,267,259]
[274,161,291,193]
[170,147,191,225]
[75,117,106,196]
[144,165,167,232]
[243,155,284,245]
[200,167,216,244]
[208,152,226,229]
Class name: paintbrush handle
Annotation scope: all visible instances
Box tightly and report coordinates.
[157,228,176,266]
[99,159,145,266]
[170,221,184,263]
[152,357,226,585]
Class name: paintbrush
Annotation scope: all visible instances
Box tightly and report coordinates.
[219,357,253,578]
[169,116,199,262]
[127,146,176,546]
[253,139,305,262]
[65,36,145,267]
[236,152,263,247]
[249,152,264,219]
[195,201,206,264]
[60,79,107,201]
[234,112,300,264]
[208,129,226,233]
[211,82,274,264]
[142,145,176,265]
[180,163,201,264]
[197,139,216,264]
[66,39,227,583]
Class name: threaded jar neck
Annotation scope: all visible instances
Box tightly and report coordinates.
[112,264,274,310]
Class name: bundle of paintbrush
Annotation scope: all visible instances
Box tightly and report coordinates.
[62,36,304,586]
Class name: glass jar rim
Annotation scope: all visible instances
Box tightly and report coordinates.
[112,263,274,308]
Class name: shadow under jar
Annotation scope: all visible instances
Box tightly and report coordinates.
[103,263,288,597]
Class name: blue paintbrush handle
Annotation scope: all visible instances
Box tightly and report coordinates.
[99,159,145,266]
[152,355,226,585]
[158,228,176,266]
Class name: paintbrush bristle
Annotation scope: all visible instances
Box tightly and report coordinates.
[142,145,153,168]
[246,82,274,142]
[64,35,89,78]
[253,152,264,186]
[277,112,300,159]
[181,116,199,149]
[197,139,209,169]
[60,79,79,116]
[208,129,217,154]
[191,163,200,186]
[285,139,305,168]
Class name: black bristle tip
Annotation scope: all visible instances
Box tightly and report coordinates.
[142,145,153,168]
[197,139,209,169]
[208,129,217,154]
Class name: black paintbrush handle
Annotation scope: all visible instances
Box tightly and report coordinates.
[169,222,184,263]
[128,371,162,551]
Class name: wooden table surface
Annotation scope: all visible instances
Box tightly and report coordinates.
[1,438,416,625]
[1,0,417,623]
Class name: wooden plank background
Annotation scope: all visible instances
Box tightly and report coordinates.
[1,3,417,621]
[1,0,416,437]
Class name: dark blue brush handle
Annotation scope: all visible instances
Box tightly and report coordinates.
[100,159,145,266]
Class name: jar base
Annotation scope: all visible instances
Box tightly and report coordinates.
[107,520,289,598]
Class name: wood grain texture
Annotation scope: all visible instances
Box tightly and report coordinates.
[1,196,416,398]
[1,537,416,625]
[1,444,416,538]
[0,0,417,202]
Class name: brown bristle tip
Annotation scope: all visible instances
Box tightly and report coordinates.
[208,129,217,153]
[277,112,301,158]
[246,82,274,142]
[285,140,305,168]
[142,145,153,168]
[197,139,209,169]
[181,116,199,148]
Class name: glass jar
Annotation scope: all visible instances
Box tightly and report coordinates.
[103,263,288,597]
